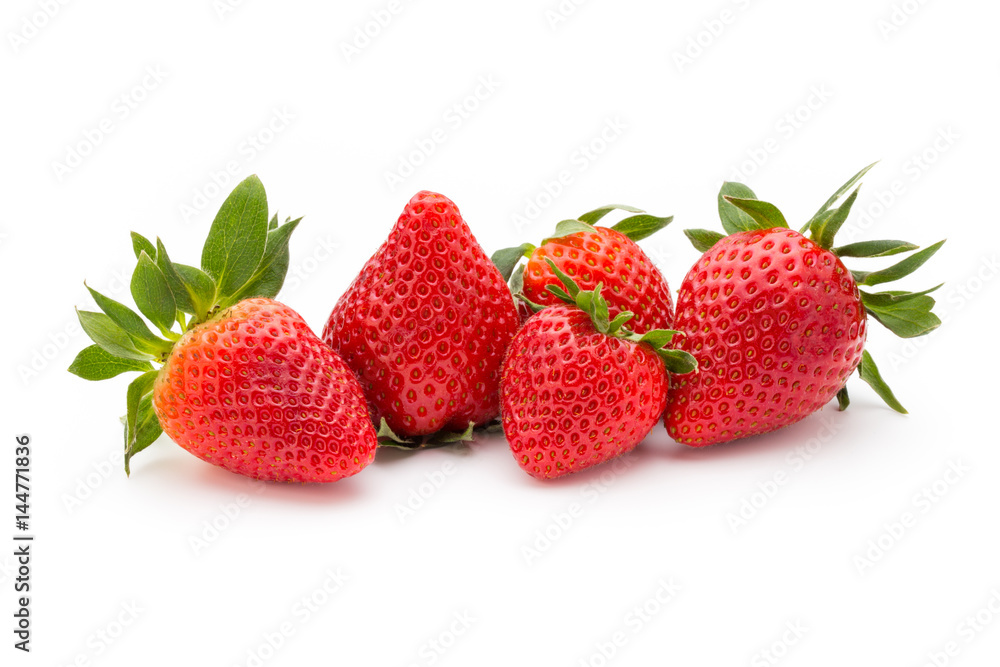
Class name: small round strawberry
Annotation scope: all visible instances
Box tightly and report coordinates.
[492,205,676,334]
[667,165,944,446]
[155,299,376,482]
[323,191,519,441]
[69,175,376,482]
[501,261,696,479]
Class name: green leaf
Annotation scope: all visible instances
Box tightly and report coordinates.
[578,283,610,332]
[860,284,942,307]
[130,232,156,260]
[515,292,546,314]
[434,422,476,444]
[491,243,536,282]
[684,228,725,253]
[722,196,788,230]
[542,258,580,299]
[68,345,154,381]
[510,264,526,295]
[656,349,698,374]
[174,264,217,323]
[832,240,919,258]
[811,187,859,249]
[836,386,850,411]
[809,161,878,223]
[76,310,154,361]
[85,284,167,353]
[857,350,907,414]
[375,418,414,447]
[853,240,945,287]
[154,239,195,314]
[578,204,643,225]
[201,174,269,301]
[635,329,677,349]
[130,399,163,468]
[124,370,160,474]
[623,328,696,374]
[861,290,941,338]
[610,214,673,242]
[717,182,759,234]
[606,311,633,336]
[541,219,598,244]
[229,216,302,304]
[131,252,177,333]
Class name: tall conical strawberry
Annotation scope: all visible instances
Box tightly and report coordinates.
[69,176,377,482]
[492,205,676,333]
[323,191,519,442]
[666,163,944,446]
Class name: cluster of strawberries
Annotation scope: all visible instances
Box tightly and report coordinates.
[71,165,943,482]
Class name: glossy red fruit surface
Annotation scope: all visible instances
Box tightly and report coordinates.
[666,229,866,446]
[154,298,376,482]
[323,191,519,437]
[521,226,674,333]
[501,305,669,479]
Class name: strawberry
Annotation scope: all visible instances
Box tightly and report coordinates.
[154,298,375,482]
[323,191,519,442]
[501,260,696,479]
[69,176,377,482]
[666,164,944,446]
[492,205,676,334]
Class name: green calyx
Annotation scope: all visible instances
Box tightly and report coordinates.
[542,259,697,375]
[683,163,946,415]
[490,204,674,289]
[67,175,301,474]
[374,418,480,450]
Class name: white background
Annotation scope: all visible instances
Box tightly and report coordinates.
[2,1,998,665]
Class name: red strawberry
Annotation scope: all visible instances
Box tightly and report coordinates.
[667,165,944,446]
[492,205,676,333]
[69,175,376,482]
[501,261,696,479]
[155,298,376,482]
[323,191,519,440]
